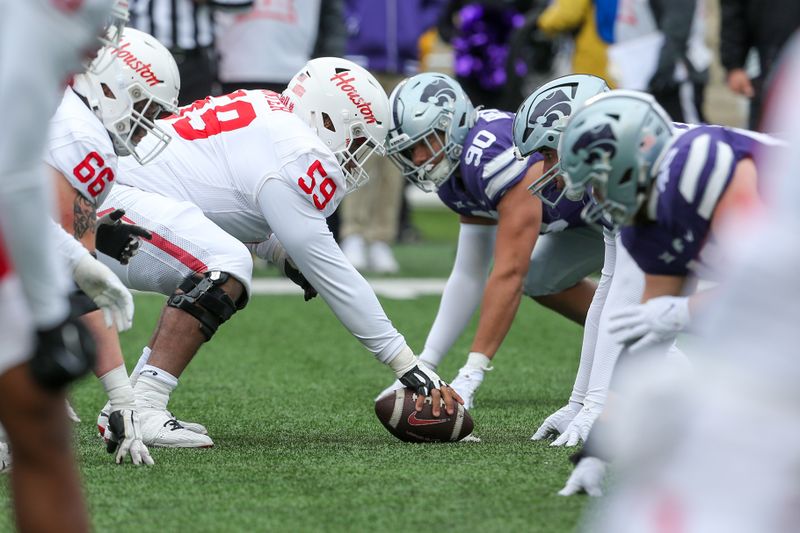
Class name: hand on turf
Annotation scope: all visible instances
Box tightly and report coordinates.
[399,364,463,417]
[608,296,690,352]
[531,403,581,441]
[96,209,152,265]
[558,457,607,497]
[551,402,602,447]
[106,409,154,466]
[72,254,134,331]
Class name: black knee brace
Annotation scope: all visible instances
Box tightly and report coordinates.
[167,271,244,341]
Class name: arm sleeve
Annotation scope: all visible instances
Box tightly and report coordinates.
[418,223,496,368]
[0,169,71,328]
[719,0,751,71]
[256,177,407,363]
[51,219,90,272]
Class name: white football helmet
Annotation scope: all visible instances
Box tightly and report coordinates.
[283,57,390,193]
[73,27,180,164]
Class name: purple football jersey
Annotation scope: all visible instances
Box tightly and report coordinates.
[622,124,783,276]
[437,109,589,233]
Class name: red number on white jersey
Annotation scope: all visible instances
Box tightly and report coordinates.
[298,160,337,211]
[73,151,114,197]
[171,90,257,141]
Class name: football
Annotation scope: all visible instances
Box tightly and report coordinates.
[374,388,474,443]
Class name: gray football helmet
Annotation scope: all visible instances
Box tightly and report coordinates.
[386,73,476,192]
[558,90,675,229]
[513,74,609,207]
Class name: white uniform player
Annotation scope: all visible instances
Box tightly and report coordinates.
[0,0,122,528]
[45,27,185,458]
[96,58,461,443]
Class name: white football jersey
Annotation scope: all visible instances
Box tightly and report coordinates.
[117,89,347,242]
[44,87,118,206]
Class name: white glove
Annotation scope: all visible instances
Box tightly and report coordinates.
[72,254,134,331]
[558,457,607,497]
[551,401,602,447]
[607,296,690,352]
[530,403,581,441]
[105,409,154,466]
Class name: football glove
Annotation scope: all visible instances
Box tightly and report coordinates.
[530,403,581,441]
[399,364,446,397]
[73,254,134,331]
[558,457,607,497]
[551,401,602,447]
[96,209,152,265]
[106,409,154,466]
[29,314,96,390]
[608,296,690,352]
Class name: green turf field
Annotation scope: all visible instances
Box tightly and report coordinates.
[0,290,591,532]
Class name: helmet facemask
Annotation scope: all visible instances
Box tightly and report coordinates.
[387,117,461,193]
[106,83,177,164]
[334,121,387,192]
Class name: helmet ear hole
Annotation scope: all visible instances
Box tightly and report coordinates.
[100,83,117,99]
[321,112,336,132]
[619,168,634,185]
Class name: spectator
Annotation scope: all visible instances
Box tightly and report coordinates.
[439,0,533,110]
[340,0,446,273]
[129,0,253,105]
[215,0,346,95]
[596,0,711,123]
[535,0,616,86]
[720,0,800,130]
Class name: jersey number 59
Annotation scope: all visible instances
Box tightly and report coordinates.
[298,160,336,211]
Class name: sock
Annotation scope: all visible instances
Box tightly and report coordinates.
[134,365,178,410]
[465,352,492,371]
[129,346,152,387]
[99,364,136,411]
[417,348,441,371]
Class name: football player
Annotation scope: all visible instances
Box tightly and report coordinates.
[0,0,120,529]
[91,57,460,442]
[378,73,611,414]
[554,89,783,498]
[46,26,185,455]
[513,75,656,446]
[559,89,783,354]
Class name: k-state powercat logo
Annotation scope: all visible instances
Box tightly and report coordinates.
[329,69,381,125]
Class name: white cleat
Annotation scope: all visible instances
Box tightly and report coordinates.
[66,399,81,423]
[450,364,492,410]
[0,442,11,473]
[138,408,213,448]
[97,401,208,438]
[375,379,404,402]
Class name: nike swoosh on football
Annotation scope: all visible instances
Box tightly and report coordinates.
[407,412,448,426]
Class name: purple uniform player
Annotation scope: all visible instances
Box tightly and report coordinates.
[381,73,607,409]
[439,109,591,233]
[621,124,781,277]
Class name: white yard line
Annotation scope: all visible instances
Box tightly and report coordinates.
[249,278,448,299]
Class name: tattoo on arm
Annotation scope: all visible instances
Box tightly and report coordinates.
[72,195,96,240]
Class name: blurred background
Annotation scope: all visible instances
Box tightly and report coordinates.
[129,0,797,276]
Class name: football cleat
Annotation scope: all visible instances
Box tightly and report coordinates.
[450,364,492,410]
[137,408,213,448]
[374,378,404,402]
[66,399,81,423]
[97,401,208,438]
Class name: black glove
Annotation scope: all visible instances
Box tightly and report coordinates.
[29,315,96,390]
[96,209,152,265]
[284,260,318,301]
[399,364,445,397]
